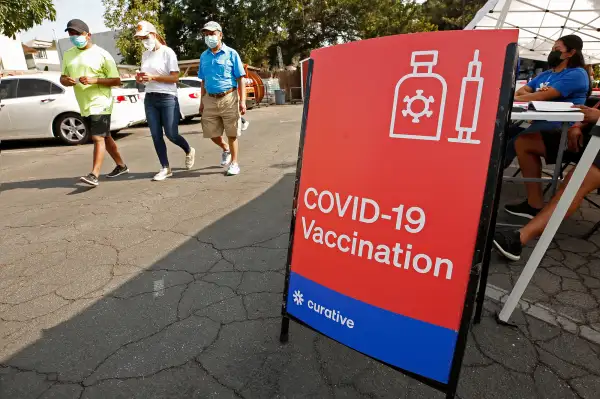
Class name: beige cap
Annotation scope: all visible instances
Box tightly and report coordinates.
[134,21,157,37]
[202,21,222,32]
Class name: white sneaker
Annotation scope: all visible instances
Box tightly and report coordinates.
[220,150,232,167]
[226,163,240,176]
[185,147,196,170]
[153,168,173,181]
[241,120,250,131]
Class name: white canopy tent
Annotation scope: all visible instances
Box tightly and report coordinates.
[466,0,600,64]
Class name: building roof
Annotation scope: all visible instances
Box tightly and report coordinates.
[22,43,38,55]
[25,39,55,49]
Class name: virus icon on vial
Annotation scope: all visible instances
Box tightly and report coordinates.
[402,90,435,124]
[293,290,304,306]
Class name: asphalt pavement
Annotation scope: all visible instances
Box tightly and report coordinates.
[1,105,599,398]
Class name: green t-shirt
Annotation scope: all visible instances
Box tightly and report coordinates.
[61,45,119,117]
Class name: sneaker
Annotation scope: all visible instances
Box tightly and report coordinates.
[106,164,129,178]
[153,168,173,181]
[80,173,99,187]
[226,163,240,176]
[241,120,250,131]
[220,150,232,167]
[493,230,522,261]
[504,200,541,220]
[185,147,196,170]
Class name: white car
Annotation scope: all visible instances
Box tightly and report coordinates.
[0,73,145,145]
[179,77,202,89]
[121,78,201,120]
[181,77,255,109]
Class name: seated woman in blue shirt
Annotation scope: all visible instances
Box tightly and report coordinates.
[503,34,591,220]
[504,34,591,168]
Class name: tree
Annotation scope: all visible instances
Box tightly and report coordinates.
[0,0,56,38]
[352,0,436,39]
[422,0,487,31]
[161,0,283,66]
[103,0,163,65]
[266,0,435,66]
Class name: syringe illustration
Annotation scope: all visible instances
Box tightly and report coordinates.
[448,50,484,145]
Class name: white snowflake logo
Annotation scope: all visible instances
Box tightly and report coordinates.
[293,290,304,306]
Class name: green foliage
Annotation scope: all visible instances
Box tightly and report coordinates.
[161,0,283,65]
[158,0,485,68]
[422,0,487,30]
[0,0,56,38]
[102,0,163,65]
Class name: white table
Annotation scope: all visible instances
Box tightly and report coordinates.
[507,111,584,196]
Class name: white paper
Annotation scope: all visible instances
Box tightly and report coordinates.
[529,101,578,112]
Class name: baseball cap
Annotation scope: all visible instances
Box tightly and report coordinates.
[202,21,222,32]
[135,21,158,37]
[65,19,90,34]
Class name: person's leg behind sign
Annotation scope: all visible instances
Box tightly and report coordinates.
[220,91,242,176]
[503,132,547,220]
[80,115,128,187]
[494,130,600,261]
[504,121,560,169]
[202,94,231,167]
[160,94,195,170]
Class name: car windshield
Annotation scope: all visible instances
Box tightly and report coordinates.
[181,80,201,88]
[121,80,138,89]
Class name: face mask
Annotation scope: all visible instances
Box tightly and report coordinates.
[142,37,156,51]
[547,50,564,68]
[70,35,88,49]
[205,35,219,49]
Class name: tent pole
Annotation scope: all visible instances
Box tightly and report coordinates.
[496,0,513,28]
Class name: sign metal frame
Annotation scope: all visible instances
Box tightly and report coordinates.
[280,42,518,398]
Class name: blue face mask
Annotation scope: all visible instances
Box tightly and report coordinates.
[205,35,219,49]
[70,35,88,49]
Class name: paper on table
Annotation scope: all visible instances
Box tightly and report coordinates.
[529,101,577,112]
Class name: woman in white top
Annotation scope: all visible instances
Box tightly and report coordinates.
[135,21,195,181]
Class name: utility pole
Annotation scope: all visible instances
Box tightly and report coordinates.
[53,29,63,68]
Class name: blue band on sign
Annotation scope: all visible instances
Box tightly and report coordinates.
[287,272,458,383]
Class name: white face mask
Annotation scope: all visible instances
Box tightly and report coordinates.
[142,37,156,51]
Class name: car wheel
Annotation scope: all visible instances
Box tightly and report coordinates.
[54,113,89,145]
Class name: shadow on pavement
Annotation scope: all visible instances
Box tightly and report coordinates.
[2,174,599,399]
[0,169,225,195]
[0,174,300,398]
[0,134,134,151]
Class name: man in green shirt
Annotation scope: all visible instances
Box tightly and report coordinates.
[61,19,129,187]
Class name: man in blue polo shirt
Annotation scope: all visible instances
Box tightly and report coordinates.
[198,21,246,176]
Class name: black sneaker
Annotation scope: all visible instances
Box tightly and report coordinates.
[80,173,99,187]
[106,164,129,178]
[493,230,522,261]
[504,200,541,220]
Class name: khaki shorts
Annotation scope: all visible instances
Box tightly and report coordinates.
[201,91,241,139]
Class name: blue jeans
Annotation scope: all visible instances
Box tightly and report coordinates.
[144,93,191,167]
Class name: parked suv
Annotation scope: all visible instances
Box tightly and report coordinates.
[0,73,145,145]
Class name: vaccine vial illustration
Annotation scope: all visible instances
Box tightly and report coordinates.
[390,50,447,141]
[449,50,484,145]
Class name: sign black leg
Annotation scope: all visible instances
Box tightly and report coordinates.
[473,43,517,324]
[280,315,290,343]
